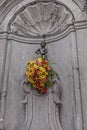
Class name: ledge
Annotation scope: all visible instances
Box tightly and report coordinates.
[0,21,87,43]
[0,24,75,44]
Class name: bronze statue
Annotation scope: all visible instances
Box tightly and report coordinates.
[35,40,48,59]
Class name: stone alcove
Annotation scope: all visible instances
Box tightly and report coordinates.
[0,0,83,130]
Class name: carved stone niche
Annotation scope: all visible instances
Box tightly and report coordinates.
[9,0,74,39]
[0,1,76,130]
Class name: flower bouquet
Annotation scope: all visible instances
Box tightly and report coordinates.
[25,56,56,94]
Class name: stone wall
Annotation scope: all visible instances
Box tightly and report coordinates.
[0,0,87,130]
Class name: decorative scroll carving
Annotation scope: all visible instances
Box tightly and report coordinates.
[9,0,73,38]
[22,73,62,130]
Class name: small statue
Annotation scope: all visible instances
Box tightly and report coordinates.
[35,40,48,59]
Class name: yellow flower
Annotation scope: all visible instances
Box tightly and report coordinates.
[40,82,44,87]
[27,78,34,84]
[44,72,48,76]
[33,64,38,69]
[37,58,43,62]
[40,75,46,79]
[27,60,36,65]
[39,67,46,72]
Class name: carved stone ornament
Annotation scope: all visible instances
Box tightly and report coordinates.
[22,73,63,130]
[9,0,73,38]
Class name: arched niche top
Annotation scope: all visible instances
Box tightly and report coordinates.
[0,0,81,27]
[8,0,74,40]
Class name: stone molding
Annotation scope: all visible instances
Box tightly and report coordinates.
[74,20,87,30]
[0,21,87,43]
[0,24,75,43]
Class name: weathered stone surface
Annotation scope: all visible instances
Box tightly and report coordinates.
[0,39,7,92]
[72,0,86,10]
[0,39,7,120]
[0,0,87,130]
[76,28,87,130]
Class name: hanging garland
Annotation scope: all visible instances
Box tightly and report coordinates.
[25,38,56,94]
[25,56,56,94]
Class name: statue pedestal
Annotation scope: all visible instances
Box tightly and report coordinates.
[22,77,63,130]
